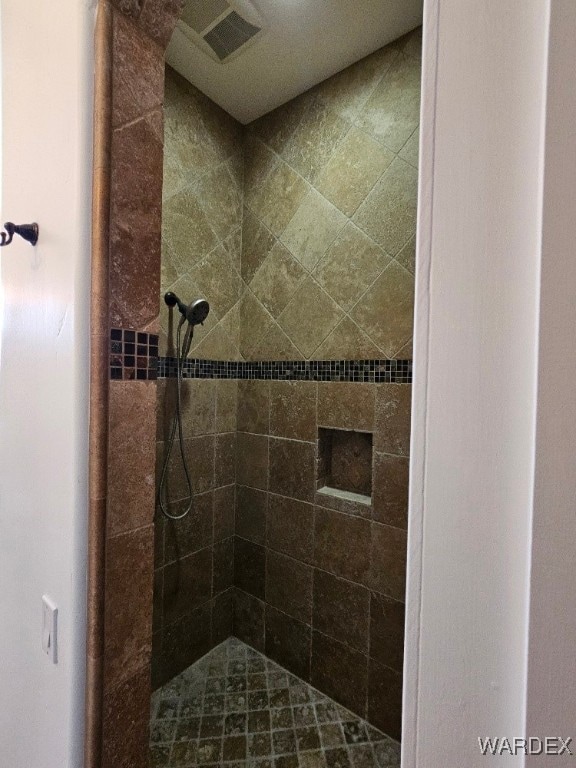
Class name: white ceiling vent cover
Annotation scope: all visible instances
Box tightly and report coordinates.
[178,0,265,63]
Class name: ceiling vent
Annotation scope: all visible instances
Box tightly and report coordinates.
[178,0,265,63]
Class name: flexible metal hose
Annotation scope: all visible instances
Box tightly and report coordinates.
[157,316,195,520]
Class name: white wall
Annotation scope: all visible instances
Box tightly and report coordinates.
[525,2,576,763]
[405,1,550,765]
[0,1,93,766]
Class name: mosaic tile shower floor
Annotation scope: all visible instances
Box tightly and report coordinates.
[150,638,401,768]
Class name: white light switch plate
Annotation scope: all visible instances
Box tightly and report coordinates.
[42,595,58,663]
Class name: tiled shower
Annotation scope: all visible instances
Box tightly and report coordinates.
[152,27,419,766]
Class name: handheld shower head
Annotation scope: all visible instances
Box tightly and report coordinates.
[164,292,210,326]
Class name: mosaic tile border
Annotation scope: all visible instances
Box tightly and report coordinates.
[110,328,159,381]
[110,330,412,383]
[157,357,412,384]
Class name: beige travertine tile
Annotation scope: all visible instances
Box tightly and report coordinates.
[162,187,219,273]
[249,91,314,154]
[251,322,304,361]
[270,381,318,441]
[160,237,179,290]
[395,234,416,274]
[280,189,347,271]
[394,338,413,359]
[313,223,391,311]
[250,160,310,236]
[282,99,352,182]
[191,322,242,361]
[243,135,278,207]
[215,380,238,432]
[249,241,307,318]
[350,261,414,358]
[219,301,243,360]
[192,245,243,318]
[222,226,243,274]
[237,381,271,435]
[356,52,421,153]
[315,128,395,217]
[276,278,345,358]
[314,317,382,360]
[239,291,276,358]
[399,127,419,169]
[353,157,418,256]
[164,74,223,185]
[196,160,243,243]
[241,210,276,283]
[399,25,423,62]
[317,382,375,432]
[314,44,400,122]
[374,384,412,456]
[162,147,187,202]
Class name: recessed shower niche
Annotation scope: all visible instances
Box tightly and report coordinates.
[318,427,374,503]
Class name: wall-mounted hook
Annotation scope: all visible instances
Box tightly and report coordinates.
[0,222,39,247]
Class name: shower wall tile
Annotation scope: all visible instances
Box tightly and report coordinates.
[235,537,266,599]
[215,432,237,487]
[269,381,317,441]
[268,438,316,502]
[315,127,394,217]
[236,485,268,545]
[110,112,163,330]
[138,0,185,49]
[317,382,375,432]
[243,34,419,362]
[234,588,266,651]
[372,453,409,529]
[265,550,313,624]
[237,380,271,434]
[349,261,415,358]
[236,432,269,490]
[160,67,244,360]
[374,383,412,455]
[367,658,403,740]
[266,494,315,563]
[265,606,312,681]
[104,525,154,690]
[112,11,163,128]
[370,593,405,673]
[312,569,370,654]
[368,523,407,601]
[162,490,213,563]
[311,631,368,717]
[355,52,421,153]
[213,484,236,541]
[102,665,151,768]
[213,537,235,594]
[107,381,156,537]
[314,507,371,583]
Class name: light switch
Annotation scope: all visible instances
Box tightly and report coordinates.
[42,595,58,663]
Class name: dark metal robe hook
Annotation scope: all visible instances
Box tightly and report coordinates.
[0,222,39,247]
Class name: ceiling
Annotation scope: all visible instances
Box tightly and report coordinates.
[165,0,423,124]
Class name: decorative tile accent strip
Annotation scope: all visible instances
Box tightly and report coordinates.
[110,328,159,381]
[157,357,412,383]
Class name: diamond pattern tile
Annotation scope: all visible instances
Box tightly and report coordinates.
[150,638,400,767]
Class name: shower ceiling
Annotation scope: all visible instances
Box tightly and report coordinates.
[165,0,424,123]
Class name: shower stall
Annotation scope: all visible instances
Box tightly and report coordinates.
[151,23,420,766]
